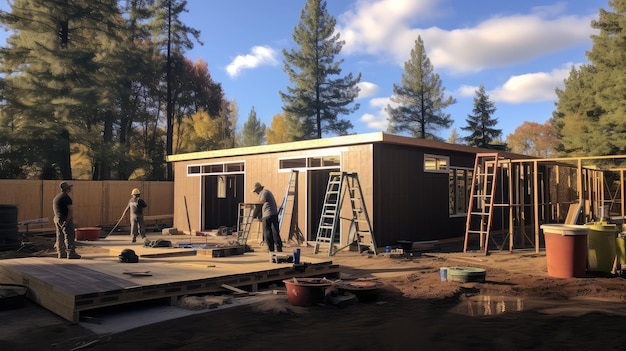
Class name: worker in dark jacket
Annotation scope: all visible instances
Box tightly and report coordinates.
[129,188,147,243]
[53,181,80,259]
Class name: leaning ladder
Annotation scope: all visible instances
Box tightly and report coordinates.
[463,153,500,255]
[278,170,298,231]
[236,203,257,247]
[314,172,376,256]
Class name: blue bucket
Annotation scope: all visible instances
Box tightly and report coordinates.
[440,267,448,282]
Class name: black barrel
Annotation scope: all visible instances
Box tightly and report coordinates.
[0,204,21,251]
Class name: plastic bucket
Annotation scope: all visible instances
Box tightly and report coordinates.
[440,267,448,281]
[541,224,589,278]
[585,221,617,273]
[616,233,626,265]
[282,278,332,306]
[76,227,101,241]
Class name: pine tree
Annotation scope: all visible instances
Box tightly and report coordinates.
[554,1,626,156]
[0,0,124,179]
[280,0,361,140]
[386,36,455,140]
[241,107,266,146]
[462,84,501,147]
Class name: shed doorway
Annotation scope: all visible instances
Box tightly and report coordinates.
[307,168,340,241]
[203,174,243,230]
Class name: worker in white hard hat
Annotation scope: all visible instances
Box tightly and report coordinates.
[128,188,147,243]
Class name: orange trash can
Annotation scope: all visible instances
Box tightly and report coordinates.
[541,224,589,278]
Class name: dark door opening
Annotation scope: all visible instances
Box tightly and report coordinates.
[307,169,340,241]
[204,174,243,230]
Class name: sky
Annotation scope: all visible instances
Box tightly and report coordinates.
[0,0,609,141]
[176,0,609,141]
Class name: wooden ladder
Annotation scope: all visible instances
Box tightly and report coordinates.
[314,172,376,256]
[464,153,500,255]
[236,203,257,247]
[278,170,304,244]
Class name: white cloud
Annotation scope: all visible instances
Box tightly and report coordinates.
[226,46,279,78]
[358,96,393,130]
[357,82,379,99]
[337,0,596,74]
[489,63,578,103]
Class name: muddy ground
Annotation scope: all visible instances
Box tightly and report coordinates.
[2,234,626,351]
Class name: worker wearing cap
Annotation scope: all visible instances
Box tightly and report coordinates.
[252,182,283,252]
[53,181,80,259]
[129,188,147,243]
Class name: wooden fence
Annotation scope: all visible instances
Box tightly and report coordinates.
[0,180,173,232]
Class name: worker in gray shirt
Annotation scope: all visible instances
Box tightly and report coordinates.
[252,182,283,252]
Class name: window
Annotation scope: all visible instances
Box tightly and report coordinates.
[186,162,245,176]
[449,168,473,216]
[424,154,449,173]
[279,155,341,171]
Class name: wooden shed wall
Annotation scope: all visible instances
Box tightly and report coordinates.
[373,144,475,245]
[171,145,374,247]
[0,180,173,229]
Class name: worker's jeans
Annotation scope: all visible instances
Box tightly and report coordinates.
[262,214,282,252]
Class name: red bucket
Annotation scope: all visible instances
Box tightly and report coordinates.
[283,278,333,306]
[76,227,101,241]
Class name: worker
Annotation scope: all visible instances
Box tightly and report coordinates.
[129,188,147,243]
[252,182,283,252]
[53,181,80,259]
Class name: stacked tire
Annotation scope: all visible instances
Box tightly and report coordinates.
[0,204,21,251]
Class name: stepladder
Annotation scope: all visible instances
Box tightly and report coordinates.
[464,153,500,254]
[314,172,376,256]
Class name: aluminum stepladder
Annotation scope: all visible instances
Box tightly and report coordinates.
[463,153,500,255]
[314,172,376,256]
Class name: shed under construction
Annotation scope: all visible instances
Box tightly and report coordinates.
[463,153,626,254]
[166,132,626,255]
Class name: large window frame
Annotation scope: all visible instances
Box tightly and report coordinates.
[449,167,473,217]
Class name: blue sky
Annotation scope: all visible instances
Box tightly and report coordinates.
[0,0,607,141]
[178,0,606,141]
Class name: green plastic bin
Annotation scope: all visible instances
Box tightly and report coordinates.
[585,220,618,273]
[616,233,626,265]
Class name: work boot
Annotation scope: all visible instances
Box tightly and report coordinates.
[67,251,81,259]
[57,252,67,259]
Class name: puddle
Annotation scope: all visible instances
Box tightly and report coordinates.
[451,295,626,317]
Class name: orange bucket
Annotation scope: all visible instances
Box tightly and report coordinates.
[76,227,101,241]
[541,224,589,278]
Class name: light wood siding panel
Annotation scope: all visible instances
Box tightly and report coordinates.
[337,145,374,248]
[173,161,202,233]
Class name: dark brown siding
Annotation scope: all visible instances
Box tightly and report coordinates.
[373,144,476,245]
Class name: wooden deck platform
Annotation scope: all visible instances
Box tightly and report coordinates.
[0,234,339,323]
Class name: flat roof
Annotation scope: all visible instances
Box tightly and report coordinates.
[166,132,525,162]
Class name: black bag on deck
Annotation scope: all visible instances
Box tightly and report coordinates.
[119,248,139,263]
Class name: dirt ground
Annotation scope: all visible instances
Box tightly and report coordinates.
[2,234,626,351]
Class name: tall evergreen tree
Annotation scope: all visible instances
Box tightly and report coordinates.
[241,107,266,146]
[462,84,501,147]
[552,65,603,156]
[554,1,626,156]
[386,36,455,140]
[0,0,123,179]
[280,0,361,140]
[147,0,202,180]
